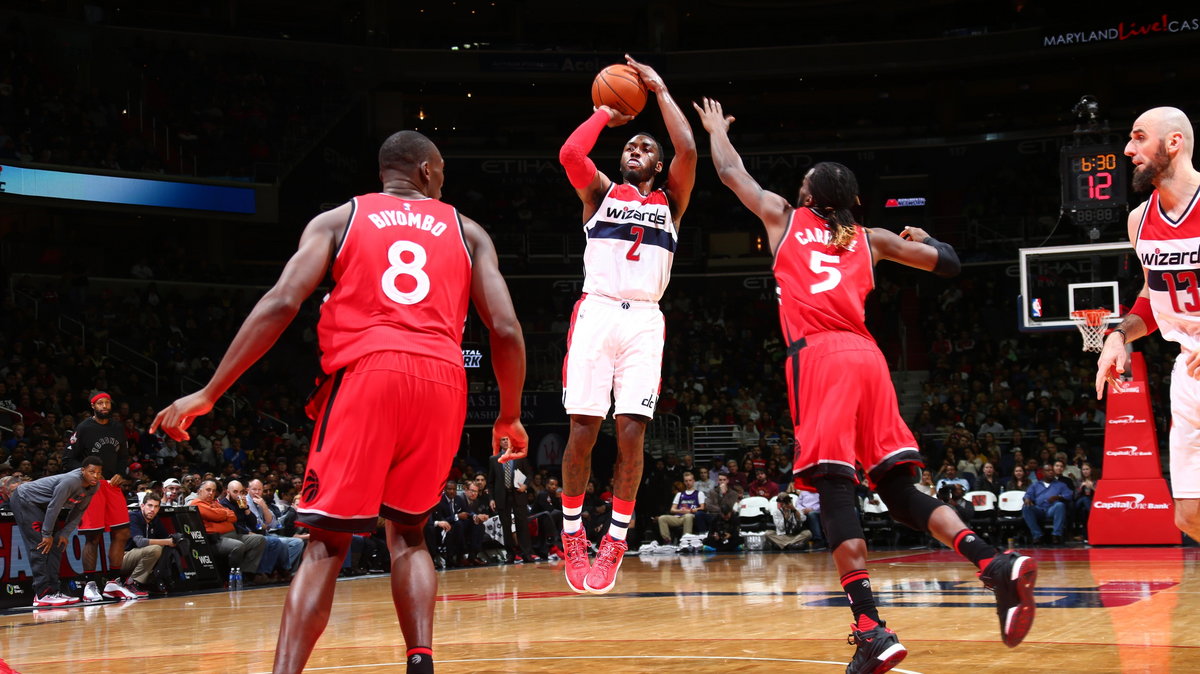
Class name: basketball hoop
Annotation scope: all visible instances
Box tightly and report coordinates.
[1071,309,1112,352]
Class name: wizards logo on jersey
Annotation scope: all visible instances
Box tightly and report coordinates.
[603,205,668,225]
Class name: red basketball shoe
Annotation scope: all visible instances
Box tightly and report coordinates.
[561,529,591,593]
[583,534,627,594]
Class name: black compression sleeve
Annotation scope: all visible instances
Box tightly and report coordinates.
[923,236,961,278]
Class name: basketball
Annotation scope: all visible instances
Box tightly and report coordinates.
[591,64,648,116]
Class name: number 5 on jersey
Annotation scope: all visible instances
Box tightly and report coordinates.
[809,251,842,293]
[382,240,431,304]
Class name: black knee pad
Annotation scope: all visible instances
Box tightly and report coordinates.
[814,477,864,551]
[876,470,944,532]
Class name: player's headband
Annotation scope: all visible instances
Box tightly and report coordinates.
[90,392,112,405]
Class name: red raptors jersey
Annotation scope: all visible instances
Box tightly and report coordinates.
[773,208,874,343]
[317,193,472,373]
[1135,186,1200,354]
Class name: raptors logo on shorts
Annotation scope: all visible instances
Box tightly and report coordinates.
[301,469,321,504]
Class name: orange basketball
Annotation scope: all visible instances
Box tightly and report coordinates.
[591,64,648,117]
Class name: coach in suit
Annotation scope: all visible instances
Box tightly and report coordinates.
[489,440,535,563]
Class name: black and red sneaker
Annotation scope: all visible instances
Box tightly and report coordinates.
[845,621,907,674]
[979,550,1038,647]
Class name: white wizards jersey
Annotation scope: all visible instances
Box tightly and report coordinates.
[1136,186,1200,354]
[581,183,677,302]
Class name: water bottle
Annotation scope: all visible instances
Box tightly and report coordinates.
[233,567,242,591]
[227,568,236,591]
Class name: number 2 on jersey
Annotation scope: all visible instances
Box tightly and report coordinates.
[626,225,645,261]
[382,240,431,305]
[809,251,842,293]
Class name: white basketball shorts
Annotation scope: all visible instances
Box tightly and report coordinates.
[1170,352,1200,498]
[562,293,664,419]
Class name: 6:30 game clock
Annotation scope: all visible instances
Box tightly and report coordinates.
[1060,144,1129,224]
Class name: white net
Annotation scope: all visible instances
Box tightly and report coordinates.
[1071,309,1111,352]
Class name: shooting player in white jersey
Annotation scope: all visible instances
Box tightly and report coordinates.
[554,54,696,595]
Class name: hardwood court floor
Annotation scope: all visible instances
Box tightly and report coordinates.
[3,546,1200,673]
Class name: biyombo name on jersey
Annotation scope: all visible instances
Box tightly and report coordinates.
[367,210,449,236]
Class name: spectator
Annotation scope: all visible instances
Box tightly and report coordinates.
[936,463,969,493]
[161,478,186,506]
[658,471,705,543]
[220,480,284,583]
[1073,463,1097,534]
[746,467,780,499]
[531,476,563,559]
[247,479,304,577]
[975,463,1003,495]
[123,493,179,595]
[424,480,467,569]
[193,479,266,579]
[460,482,493,566]
[939,483,975,523]
[1052,460,1076,492]
[703,504,740,551]
[1005,465,1032,493]
[581,480,611,545]
[1022,463,1072,545]
[915,469,937,497]
[767,492,811,550]
[957,447,983,476]
[794,488,825,548]
[977,414,1006,437]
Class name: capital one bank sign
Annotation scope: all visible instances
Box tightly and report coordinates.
[1093,493,1171,512]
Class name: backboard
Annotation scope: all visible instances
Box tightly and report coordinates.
[1018,241,1139,331]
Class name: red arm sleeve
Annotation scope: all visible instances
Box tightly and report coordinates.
[559,109,609,189]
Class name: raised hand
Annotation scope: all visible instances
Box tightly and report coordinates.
[494,419,529,462]
[691,97,734,134]
[150,390,216,441]
[596,104,635,127]
[624,54,664,92]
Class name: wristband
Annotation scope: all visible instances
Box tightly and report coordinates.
[922,236,961,278]
[1129,295,1158,335]
[1110,328,1128,342]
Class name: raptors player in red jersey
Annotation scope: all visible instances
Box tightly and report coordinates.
[556,54,696,594]
[1095,107,1200,540]
[696,98,1036,674]
[151,131,527,674]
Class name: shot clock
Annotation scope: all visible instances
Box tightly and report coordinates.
[1061,144,1128,225]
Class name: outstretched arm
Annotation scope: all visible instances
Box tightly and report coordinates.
[462,215,529,460]
[870,226,959,278]
[627,54,697,221]
[693,97,791,252]
[151,203,346,440]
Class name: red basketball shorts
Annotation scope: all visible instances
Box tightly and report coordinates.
[79,479,131,531]
[297,351,467,533]
[786,331,922,490]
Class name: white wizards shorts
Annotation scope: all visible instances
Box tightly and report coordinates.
[562,293,664,419]
[1170,352,1200,498]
